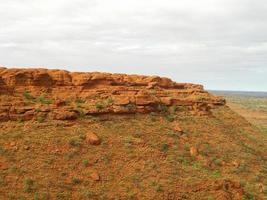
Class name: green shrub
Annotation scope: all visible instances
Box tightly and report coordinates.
[77,109,86,119]
[75,97,85,104]
[96,102,104,110]
[85,191,92,198]
[125,103,136,110]
[37,94,52,105]
[157,104,168,113]
[23,90,34,101]
[23,178,34,193]
[83,160,89,167]
[71,177,81,184]
[107,97,114,104]
[160,143,169,152]
[165,115,175,122]
[35,108,41,113]
[68,137,82,147]
[37,116,45,123]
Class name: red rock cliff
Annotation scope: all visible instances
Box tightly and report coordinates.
[0,68,225,121]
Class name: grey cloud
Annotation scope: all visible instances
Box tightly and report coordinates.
[0,0,266,91]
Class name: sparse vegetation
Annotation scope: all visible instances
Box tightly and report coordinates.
[124,103,136,110]
[83,159,89,167]
[95,102,104,109]
[23,90,35,101]
[85,190,92,198]
[71,177,82,185]
[157,103,168,113]
[165,114,175,122]
[68,137,82,147]
[37,116,45,123]
[37,94,52,105]
[23,178,35,193]
[160,143,169,152]
[107,97,114,104]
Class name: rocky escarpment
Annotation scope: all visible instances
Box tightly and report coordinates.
[0,68,225,122]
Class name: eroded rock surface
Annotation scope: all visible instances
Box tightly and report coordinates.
[0,68,225,122]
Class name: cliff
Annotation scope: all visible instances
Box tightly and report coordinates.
[0,68,225,121]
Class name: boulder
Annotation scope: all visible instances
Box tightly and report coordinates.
[86,132,101,145]
[172,122,183,133]
[90,172,100,181]
[190,147,198,157]
[52,110,78,120]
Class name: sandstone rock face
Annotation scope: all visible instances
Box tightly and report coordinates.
[0,68,225,122]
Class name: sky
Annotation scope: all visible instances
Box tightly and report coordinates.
[0,0,266,91]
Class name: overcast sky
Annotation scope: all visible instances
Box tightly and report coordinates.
[0,0,266,91]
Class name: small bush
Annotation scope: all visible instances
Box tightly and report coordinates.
[68,137,82,147]
[17,117,23,123]
[79,134,86,140]
[77,109,86,119]
[160,143,169,153]
[35,108,41,113]
[71,177,81,185]
[107,97,114,104]
[23,91,35,101]
[242,193,255,200]
[65,150,78,160]
[125,103,136,110]
[157,104,168,113]
[149,112,157,122]
[85,191,92,198]
[165,115,175,122]
[96,102,104,110]
[37,116,45,123]
[83,160,89,167]
[34,193,39,200]
[169,105,178,113]
[23,178,34,193]
[213,158,223,166]
[37,94,52,105]
[75,97,85,104]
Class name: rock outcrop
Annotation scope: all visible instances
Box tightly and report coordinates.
[0,68,225,122]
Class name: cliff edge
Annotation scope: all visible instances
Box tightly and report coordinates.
[0,68,225,122]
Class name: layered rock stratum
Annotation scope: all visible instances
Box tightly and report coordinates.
[0,68,225,122]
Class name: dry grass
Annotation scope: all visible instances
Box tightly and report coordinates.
[0,106,266,199]
[226,95,267,135]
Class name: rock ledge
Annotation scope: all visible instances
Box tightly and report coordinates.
[0,67,225,121]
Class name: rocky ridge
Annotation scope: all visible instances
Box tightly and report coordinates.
[0,68,225,122]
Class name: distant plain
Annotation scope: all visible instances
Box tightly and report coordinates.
[211,90,267,135]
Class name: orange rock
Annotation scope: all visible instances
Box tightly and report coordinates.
[90,172,100,181]
[232,160,240,168]
[0,68,226,122]
[258,183,264,193]
[190,147,198,157]
[10,142,16,147]
[86,132,101,145]
[172,122,183,133]
[52,110,78,120]
[135,95,156,105]
[55,99,66,107]
[160,97,172,106]
[146,82,157,89]
[233,181,241,189]
[23,145,30,150]
[113,96,130,105]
